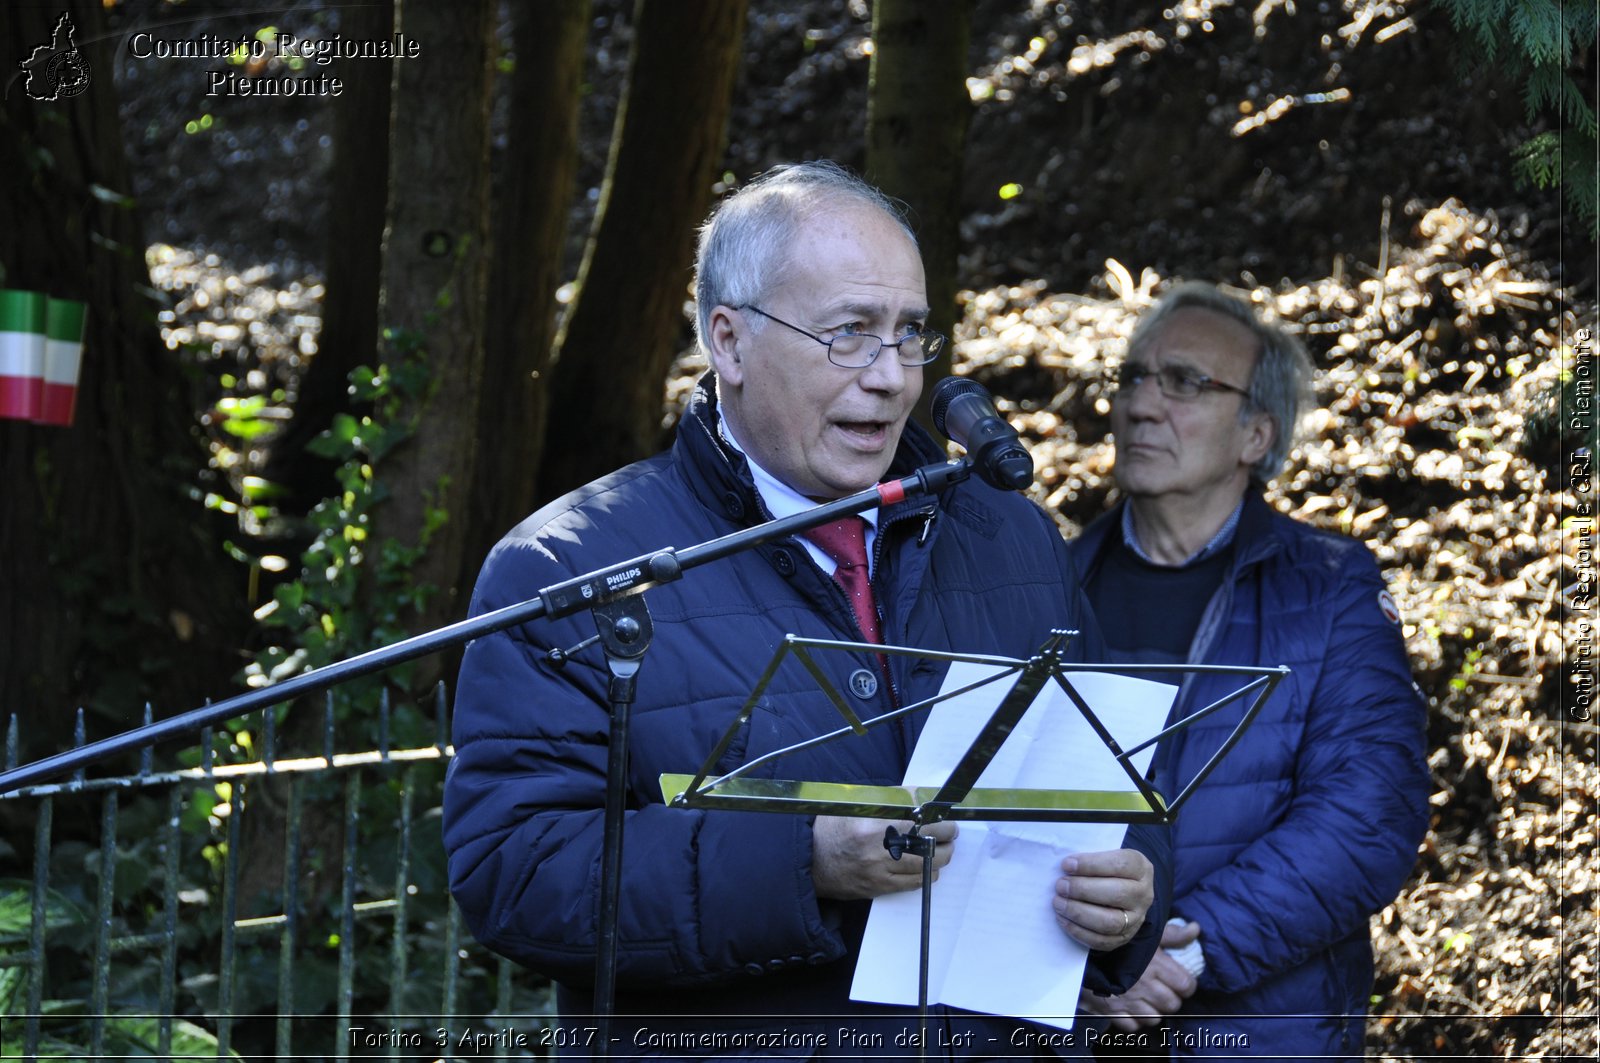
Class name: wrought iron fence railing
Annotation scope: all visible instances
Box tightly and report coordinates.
[0,684,544,1060]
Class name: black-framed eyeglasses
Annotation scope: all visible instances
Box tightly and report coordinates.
[1109,362,1254,402]
[739,305,946,369]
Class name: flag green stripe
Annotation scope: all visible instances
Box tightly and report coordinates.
[46,299,86,343]
[0,290,46,334]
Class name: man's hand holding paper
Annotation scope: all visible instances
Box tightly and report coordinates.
[1054,848,1155,951]
[813,816,960,899]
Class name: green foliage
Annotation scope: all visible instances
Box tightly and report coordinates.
[213,394,276,440]
[0,1012,243,1061]
[1449,646,1485,691]
[1508,0,1568,66]
[1513,131,1600,237]
[0,880,242,1060]
[1513,130,1562,187]
[1436,0,1599,238]
[1522,63,1599,134]
[0,881,85,954]
[1439,0,1598,63]
[241,343,443,729]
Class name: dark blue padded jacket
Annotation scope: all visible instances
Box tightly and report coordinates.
[443,376,1166,1055]
[1071,495,1430,1060]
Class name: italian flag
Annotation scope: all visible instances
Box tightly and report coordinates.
[0,289,46,420]
[38,297,87,426]
[0,290,86,426]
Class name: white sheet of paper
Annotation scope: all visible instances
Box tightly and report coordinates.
[849,662,1175,1031]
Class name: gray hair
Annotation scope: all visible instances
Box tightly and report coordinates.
[1127,281,1315,485]
[693,161,917,355]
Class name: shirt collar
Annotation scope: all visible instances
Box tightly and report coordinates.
[1122,496,1243,566]
[718,414,880,530]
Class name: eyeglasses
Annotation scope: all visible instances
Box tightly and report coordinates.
[1109,362,1253,402]
[739,305,946,369]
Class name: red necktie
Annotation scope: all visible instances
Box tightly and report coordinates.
[802,516,882,644]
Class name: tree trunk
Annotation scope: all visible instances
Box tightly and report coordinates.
[539,0,747,502]
[371,0,496,651]
[262,0,395,515]
[0,0,248,758]
[866,0,974,429]
[468,0,589,569]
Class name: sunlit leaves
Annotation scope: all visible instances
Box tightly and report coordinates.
[88,183,136,209]
[214,395,273,439]
[1512,132,1561,189]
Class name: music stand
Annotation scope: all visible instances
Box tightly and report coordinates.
[662,629,1287,1046]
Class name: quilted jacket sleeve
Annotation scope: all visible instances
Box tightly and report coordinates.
[441,537,848,989]
[1174,548,1430,995]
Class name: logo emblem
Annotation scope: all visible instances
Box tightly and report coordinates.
[19,13,91,101]
[848,668,879,700]
[580,583,594,600]
[1377,589,1401,625]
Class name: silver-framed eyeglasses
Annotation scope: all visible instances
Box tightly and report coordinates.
[1110,362,1253,402]
[740,305,945,369]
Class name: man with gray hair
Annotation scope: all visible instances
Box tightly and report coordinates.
[1070,283,1430,1059]
[445,161,1166,1056]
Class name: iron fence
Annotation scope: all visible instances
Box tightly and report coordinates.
[0,684,545,1060]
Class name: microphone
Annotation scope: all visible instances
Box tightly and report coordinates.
[930,377,1034,491]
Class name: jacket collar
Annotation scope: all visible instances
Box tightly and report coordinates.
[1080,489,1285,580]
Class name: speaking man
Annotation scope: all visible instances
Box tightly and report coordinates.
[444,161,1166,1056]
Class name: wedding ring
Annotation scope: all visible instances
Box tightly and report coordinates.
[1119,909,1130,934]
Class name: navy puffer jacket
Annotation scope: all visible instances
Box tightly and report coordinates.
[1071,495,1430,1060]
[444,376,1164,1053]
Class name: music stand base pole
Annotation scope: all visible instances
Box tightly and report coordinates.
[884,825,938,1059]
[920,835,935,1063]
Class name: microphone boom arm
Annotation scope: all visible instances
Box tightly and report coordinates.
[0,457,974,795]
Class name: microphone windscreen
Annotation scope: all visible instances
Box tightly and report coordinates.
[931,376,987,440]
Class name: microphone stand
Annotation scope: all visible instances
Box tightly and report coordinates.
[883,825,938,1055]
[0,455,977,1054]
